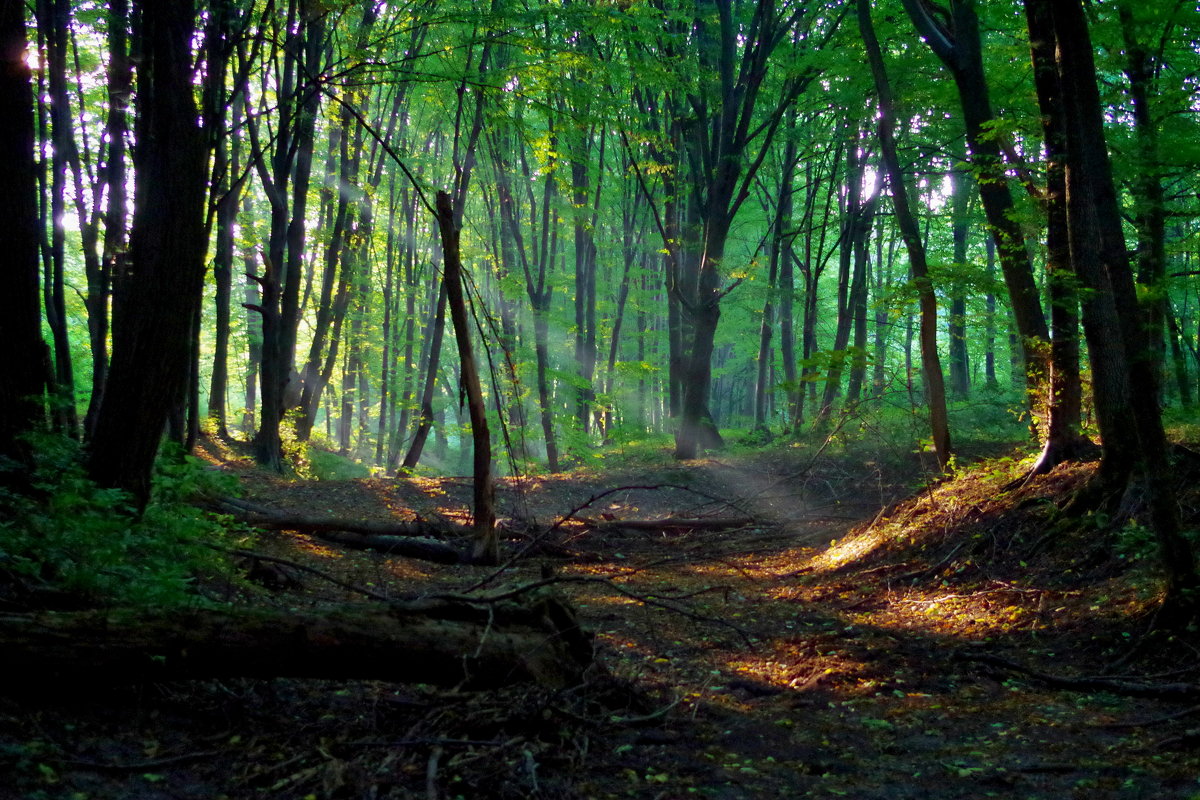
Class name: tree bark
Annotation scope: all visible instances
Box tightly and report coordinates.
[436,191,497,564]
[37,0,79,437]
[0,599,593,690]
[0,0,49,476]
[1046,0,1198,619]
[947,166,970,399]
[87,0,210,508]
[1025,0,1089,475]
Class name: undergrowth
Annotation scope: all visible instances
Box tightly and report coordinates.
[0,434,248,609]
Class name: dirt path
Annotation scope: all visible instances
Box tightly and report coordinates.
[3,450,1198,799]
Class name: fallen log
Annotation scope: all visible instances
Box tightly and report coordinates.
[1,594,593,690]
[317,531,465,564]
[208,497,468,564]
[212,496,470,538]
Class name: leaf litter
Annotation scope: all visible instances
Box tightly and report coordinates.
[3,441,1200,799]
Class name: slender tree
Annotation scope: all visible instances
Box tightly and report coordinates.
[858,0,951,470]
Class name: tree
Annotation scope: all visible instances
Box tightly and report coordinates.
[1023,0,1088,475]
[0,0,48,477]
[655,0,839,458]
[87,0,211,508]
[1036,0,1198,620]
[858,0,951,470]
[900,0,1050,414]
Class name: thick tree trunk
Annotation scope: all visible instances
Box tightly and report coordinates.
[1048,0,1198,619]
[0,0,49,475]
[87,1,209,508]
[1026,0,1089,475]
[84,0,131,439]
[0,599,593,690]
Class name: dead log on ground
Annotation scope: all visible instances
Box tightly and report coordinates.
[208,496,468,564]
[1,594,593,690]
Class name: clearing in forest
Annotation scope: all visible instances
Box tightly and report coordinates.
[3,442,1200,800]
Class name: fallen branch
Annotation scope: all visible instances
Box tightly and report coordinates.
[957,652,1200,700]
[578,516,754,534]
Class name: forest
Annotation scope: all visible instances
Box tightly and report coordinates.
[3,0,1200,797]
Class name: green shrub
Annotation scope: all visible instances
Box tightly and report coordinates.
[0,435,247,608]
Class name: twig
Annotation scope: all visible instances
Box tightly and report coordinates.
[1098,705,1200,729]
[65,750,223,772]
[425,745,442,800]
[207,545,395,602]
[431,575,755,648]
[460,484,749,594]
[957,652,1200,699]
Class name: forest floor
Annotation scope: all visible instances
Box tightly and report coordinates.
[5,434,1200,799]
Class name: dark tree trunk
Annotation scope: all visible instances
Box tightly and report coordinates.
[947,167,970,399]
[1166,310,1192,407]
[0,0,49,476]
[436,191,497,564]
[777,118,799,430]
[1025,0,1089,475]
[858,0,951,470]
[402,273,447,471]
[983,238,998,388]
[87,0,209,508]
[572,139,601,435]
[672,0,827,458]
[1045,0,1198,619]
[209,141,236,438]
[83,0,131,439]
[38,0,78,436]
[492,124,559,471]
[1119,4,1169,400]
[901,0,1049,407]
[248,5,324,471]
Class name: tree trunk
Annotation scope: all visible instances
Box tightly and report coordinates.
[83,0,131,439]
[402,275,447,470]
[1119,3,1168,402]
[1025,0,1089,475]
[858,0,951,470]
[900,0,1049,407]
[947,166,970,399]
[38,0,78,436]
[0,0,49,476]
[1047,0,1198,619]
[436,191,497,564]
[0,599,593,690]
[87,0,210,508]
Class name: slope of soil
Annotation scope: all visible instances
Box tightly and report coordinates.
[3,442,1200,799]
